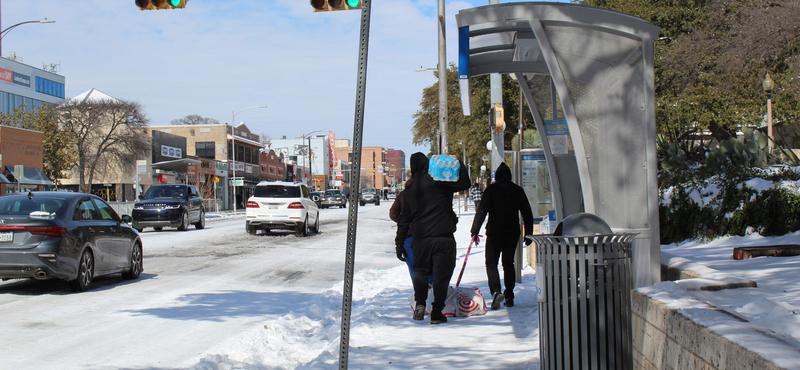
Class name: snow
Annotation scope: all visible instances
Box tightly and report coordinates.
[659,234,800,368]
[3,198,800,369]
[195,201,800,369]
[193,202,542,369]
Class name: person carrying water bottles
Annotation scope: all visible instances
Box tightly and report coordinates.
[395,152,471,324]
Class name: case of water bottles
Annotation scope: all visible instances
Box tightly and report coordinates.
[429,155,460,182]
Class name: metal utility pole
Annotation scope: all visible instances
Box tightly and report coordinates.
[339,0,371,368]
[489,0,503,173]
[438,0,448,155]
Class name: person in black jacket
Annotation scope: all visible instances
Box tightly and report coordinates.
[470,162,534,309]
[396,152,471,324]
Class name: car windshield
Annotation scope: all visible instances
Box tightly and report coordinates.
[144,186,186,199]
[254,185,300,198]
[325,190,341,196]
[362,189,376,194]
[0,196,66,216]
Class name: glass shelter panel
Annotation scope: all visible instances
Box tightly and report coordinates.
[543,23,649,230]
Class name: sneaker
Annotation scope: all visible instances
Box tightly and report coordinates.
[413,305,425,321]
[430,311,447,325]
[505,298,514,307]
[491,292,505,310]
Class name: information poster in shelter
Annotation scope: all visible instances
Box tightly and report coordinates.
[544,119,569,155]
[520,153,552,219]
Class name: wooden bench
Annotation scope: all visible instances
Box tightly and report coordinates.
[732,244,800,260]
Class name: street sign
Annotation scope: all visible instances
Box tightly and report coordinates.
[230,179,244,187]
[137,160,148,174]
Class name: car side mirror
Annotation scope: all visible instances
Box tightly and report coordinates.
[121,214,133,223]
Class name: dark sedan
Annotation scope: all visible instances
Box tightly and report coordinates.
[0,191,143,292]
[320,189,347,209]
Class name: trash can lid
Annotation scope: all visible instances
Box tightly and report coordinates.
[553,213,613,236]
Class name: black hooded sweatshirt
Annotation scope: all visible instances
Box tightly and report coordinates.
[470,162,534,237]
[395,152,471,247]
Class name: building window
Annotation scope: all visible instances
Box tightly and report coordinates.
[195,142,215,159]
[34,77,65,99]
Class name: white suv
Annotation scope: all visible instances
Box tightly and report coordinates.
[245,181,320,236]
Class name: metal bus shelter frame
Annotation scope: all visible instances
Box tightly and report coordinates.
[456,2,661,287]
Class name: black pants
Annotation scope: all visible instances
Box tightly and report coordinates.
[412,236,456,313]
[485,233,519,299]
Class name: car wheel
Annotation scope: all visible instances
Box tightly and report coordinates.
[195,209,206,230]
[313,212,320,233]
[68,250,94,292]
[246,224,258,235]
[360,201,365,206]
[153,227,163,231]
[297,216,309,237]
[122,243,143,280]
[341,203,346,209]
[177,211,189,231]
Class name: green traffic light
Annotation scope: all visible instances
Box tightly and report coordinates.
[167,0,181,6]
[345,0,359,8]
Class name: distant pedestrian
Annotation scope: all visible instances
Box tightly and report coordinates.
[470,162,534,310]
[396,152,471,324]
[469,183,482,209]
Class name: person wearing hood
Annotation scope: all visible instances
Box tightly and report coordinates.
[470,162,534,309]
[395,152,471,324]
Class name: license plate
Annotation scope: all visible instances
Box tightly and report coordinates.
[268,205,278,210]
[0,232,12,242]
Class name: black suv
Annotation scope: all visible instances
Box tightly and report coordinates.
[132,184,205,232]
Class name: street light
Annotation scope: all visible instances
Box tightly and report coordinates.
[0,18,55,57]
[231,104,267,215]
[763,72,775,154]
[302,130,327,188]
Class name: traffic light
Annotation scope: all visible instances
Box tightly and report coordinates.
[489,103,505,134]
[135,0,187,10]
[310,0,361,12]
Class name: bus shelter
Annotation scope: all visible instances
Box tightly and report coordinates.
[456,2,660,287]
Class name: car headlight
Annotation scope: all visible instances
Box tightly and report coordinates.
[165,204,181,209]
[133,205,144,210]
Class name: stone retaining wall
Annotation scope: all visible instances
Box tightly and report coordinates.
[630,254,792,369]
[631,289,784,370]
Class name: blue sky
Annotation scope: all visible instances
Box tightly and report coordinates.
[2,0,569,159]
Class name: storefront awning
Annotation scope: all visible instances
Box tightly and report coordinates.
[151,158,202,173]
[0,173,10,183]
[4,166,53,186]
[227,134,266,148]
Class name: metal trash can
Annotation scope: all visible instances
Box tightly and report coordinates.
[532,213,637,370]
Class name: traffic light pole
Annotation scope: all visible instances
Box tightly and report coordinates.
[339,0,371,368]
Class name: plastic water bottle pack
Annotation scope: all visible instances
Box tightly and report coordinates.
[429,155,460,182]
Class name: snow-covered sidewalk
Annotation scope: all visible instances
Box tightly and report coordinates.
[194,206,542,369]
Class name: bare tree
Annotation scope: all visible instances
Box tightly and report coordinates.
[171,114,220,125]
[360,174,373,189]
[57,99,151,193]
[260,133,272,148]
